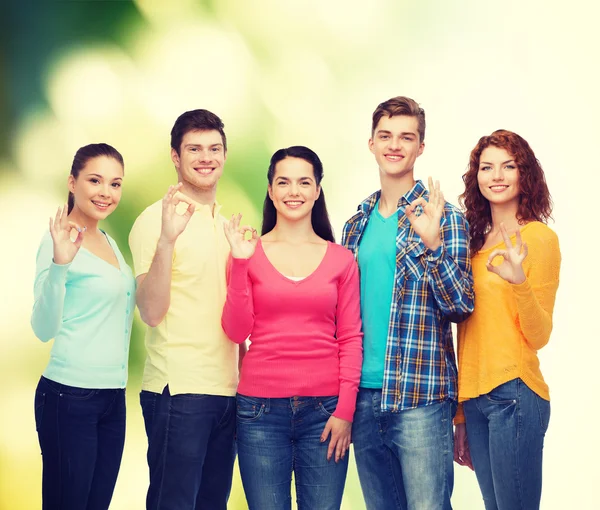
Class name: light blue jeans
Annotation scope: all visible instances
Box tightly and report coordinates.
[463,378,550,510]
[236,394,349,510]
[353,388,455,510]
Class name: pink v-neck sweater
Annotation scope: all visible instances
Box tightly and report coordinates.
[221,241,363,422]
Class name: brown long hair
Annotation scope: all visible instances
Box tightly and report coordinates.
[459,129,552,255]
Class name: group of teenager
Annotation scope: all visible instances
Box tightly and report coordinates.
[30,95,561,510]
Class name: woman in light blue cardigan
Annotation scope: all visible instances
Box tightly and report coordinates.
[31,143,135,510]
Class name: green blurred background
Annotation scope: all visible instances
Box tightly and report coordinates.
[1,1,599,508]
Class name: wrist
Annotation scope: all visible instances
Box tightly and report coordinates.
[157,236,176,250]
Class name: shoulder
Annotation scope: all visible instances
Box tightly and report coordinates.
[521,222,560,252]
[327,242,357,270]
[129,200,162,238]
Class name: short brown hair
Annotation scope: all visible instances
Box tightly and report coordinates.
[170,109,227,154]
[372,96,426,142]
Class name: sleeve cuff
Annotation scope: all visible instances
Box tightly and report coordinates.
[425,243,444,264]
[48,261,71,283]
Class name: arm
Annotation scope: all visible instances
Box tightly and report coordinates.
[130,185,195,327]
[221,257,255,344]
[322,254,363,462]
[426,208,475,319]
[221,214,259,344]
[31,206,86,341]
[406,178,474,320]
[333,256,364,422]
[488,225,561,350]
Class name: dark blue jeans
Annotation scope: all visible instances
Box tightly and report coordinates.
[352,388,455,510]
[463,378,550,510]
[34,375,126,510]
[140,386,236,510]
[236,394,349,510]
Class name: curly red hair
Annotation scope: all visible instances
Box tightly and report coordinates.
[459,129,553,255]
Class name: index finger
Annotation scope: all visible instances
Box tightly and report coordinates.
[499,223,513,250]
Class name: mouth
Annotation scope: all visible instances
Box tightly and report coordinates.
[489,185,509,192]
[385,154,403,162]
[284,200,304,209]
[91,200,111,210]
[194,167,215,175]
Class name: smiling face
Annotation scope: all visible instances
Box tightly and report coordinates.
[477,146,520,208]
[171,129,226,192]
[68,155,124,221]
[369,115,424,179]
[268,156,321,223]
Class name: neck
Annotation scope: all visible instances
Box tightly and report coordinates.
[379,171,415,214]
[179,182,217,211]
[268,215,318,244]
[68,207,99,233]
[489,202,520,232]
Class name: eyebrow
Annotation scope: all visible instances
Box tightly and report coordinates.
[376,130,416,137]
[275,176,314,181]
[184,143,223,148]
[480,159,515,165]
[87,173,122,181]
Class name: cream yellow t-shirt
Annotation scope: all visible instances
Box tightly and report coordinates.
[129,198,238,396]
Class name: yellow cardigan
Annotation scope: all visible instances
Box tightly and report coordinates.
[455,222,561,424]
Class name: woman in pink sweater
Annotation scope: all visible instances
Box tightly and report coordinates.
[221,146,363,510]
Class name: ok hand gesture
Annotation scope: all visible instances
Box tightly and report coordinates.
[49,204,85,265]
[223,213,258,259]
[406,176,444,251]
[160,183,195,244]
[486,223,528,284]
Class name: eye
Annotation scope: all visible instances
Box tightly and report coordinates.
[300,181,311,186]
[277,181,288,186]
[112,182,121,188]
[480,166,492,172]
[189,147,198,152]
[90,178,100,183]
[211,147,221,152]
[505,164,516,170]
[380,135,389,140]
[402,136,412,141]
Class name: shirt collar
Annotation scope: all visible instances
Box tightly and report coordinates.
[357,179,427,215]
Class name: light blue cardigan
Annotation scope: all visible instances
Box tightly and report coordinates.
[31,231,136,389]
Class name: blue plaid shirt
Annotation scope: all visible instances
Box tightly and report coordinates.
[342,180,474,412]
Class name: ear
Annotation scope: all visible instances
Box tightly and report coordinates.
[315,184,321,200]
[417,141,425,158]
[171,148,180,168]
[67,174,76,193]
[268,184,274,201]
[368,137,375,154]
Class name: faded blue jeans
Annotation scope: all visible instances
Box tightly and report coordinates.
[352,388,455,510]
[236,394,349,510]
[463,378,550,510]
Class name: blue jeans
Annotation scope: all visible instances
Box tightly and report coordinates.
[353,388,455,510]
[34,375,126,510]
[236,394,349,510]
[463,378,550,510]
[140,386,236,510]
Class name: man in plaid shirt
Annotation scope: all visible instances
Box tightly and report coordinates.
[342,96,474,510]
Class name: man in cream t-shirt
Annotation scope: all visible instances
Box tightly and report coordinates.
[129,109,242,510]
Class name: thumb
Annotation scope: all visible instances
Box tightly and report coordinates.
[321,421,332,442]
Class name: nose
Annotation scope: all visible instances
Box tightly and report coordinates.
[289,182,299,196]
[389,136,401,150]
[99,183,110,197]
[491,166,504,181]
[197,148,212,161]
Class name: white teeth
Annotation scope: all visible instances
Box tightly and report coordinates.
[285,201,302,206]
[197,168,213,174]
[387,155,401,161]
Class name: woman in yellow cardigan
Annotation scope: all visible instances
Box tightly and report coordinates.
[454,129,560,510]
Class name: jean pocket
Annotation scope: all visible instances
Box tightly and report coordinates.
[485,379,518,405]
[535,396,551,433]
[317,396,339,418]
[34,391,45,432]
[236,395,265,422]
[59,385,98,400]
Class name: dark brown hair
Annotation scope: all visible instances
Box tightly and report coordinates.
[372,96,426,142]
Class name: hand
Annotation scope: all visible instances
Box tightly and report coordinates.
[406,176,444,251]
[159,183,195,244]
[453,423,474,470]
[223,213,258,259]
[321,415,352,462]
[49,204,85,265]
[486,223,528,284]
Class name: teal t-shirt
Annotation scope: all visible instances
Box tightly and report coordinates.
[358,201,399,388]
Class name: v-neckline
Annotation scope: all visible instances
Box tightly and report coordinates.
[258,240,330,286]
[81,231,122,272]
